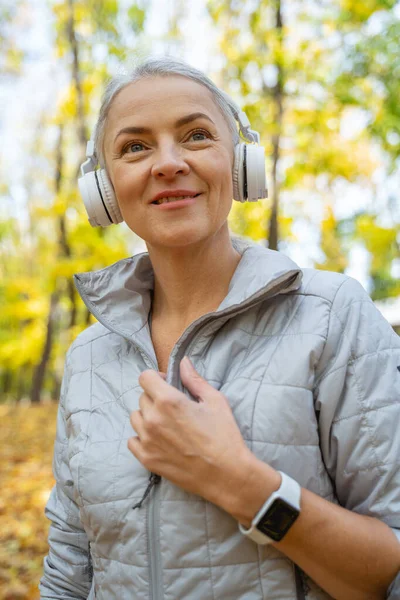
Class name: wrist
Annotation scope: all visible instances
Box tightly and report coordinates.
[218,450,281,527]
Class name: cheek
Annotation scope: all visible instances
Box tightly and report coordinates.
[111,166,143,205]
[206,151,233,191]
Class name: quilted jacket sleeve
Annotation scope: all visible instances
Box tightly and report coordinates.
[315,276,400,598]
[39,351,92,600]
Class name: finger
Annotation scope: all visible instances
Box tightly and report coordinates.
[159,372,167,380]
[130,409,145,436]
[180,356,216,403]
[139,391,154,417]
[127,435,141,459]
[139,369,181,403]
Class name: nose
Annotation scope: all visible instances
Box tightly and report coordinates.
[150,143,190,179]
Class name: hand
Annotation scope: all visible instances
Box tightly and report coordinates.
[128,356,254,507]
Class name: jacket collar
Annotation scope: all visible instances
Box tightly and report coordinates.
[74,236,302,344]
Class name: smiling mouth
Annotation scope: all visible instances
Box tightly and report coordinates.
[152,194,201,205]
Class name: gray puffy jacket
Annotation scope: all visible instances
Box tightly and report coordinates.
[40,237,400,600]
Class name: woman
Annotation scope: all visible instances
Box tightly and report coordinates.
[40,57,400,600]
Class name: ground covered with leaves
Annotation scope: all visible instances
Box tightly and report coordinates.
[0,403,58,600]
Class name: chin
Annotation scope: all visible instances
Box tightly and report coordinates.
[144,223,217,250]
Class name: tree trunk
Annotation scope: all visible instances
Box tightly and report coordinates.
[67,0,88,165]
[267,0,284,251]
[30,126,66,403]
[2,369,12,400]
[85,307,92,326]
[66,0,88,329]
[31,292,59,403]
[51,370,62,403]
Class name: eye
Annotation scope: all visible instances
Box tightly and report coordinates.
[187,129,210,142]
[123,141,146,154]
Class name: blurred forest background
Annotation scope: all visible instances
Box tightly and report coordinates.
[0,0,399,597]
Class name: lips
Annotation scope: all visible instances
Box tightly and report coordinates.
[152,194,200,205]
[150,190,201,205]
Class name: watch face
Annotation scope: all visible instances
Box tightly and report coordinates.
[256,498,300,542]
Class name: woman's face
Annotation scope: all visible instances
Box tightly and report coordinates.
[103,75,234,249]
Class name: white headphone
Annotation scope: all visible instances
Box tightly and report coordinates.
[78,101,268,228]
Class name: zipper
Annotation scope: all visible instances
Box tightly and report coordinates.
[74,270,299,600]
[88,542,95,597]
[148,479,162,600]
[172,274,299,393]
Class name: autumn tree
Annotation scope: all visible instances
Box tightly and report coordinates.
[1,0,149,403]
[207,0,391,268]
[332,0,400,298]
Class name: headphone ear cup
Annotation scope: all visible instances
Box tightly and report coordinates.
[245,145,268,202]
[232,143,246,203]
[97,169,123,225]
[78,169,123,227]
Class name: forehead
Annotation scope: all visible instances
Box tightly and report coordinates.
[105,75,229,141]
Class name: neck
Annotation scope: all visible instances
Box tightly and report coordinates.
[147,227,241,328]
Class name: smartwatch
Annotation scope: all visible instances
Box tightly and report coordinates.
[238,471,301,544]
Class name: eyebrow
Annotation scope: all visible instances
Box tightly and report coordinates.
[113,112,215,143]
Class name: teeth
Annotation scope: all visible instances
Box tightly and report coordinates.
[153,195,196,205]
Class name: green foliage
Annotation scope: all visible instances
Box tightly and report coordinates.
[315,206,348,273]
[208,0,400,298]
[355,214,400,299]
[0,0,151,403]
[335,17,400,163]
[128,5,146,33]
[208,0,378,241]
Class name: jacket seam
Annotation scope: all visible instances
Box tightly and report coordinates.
[343,461,397,476]
[116,383,142,402]
[242,302,271,371]
[77,342,93,502]
[331,297,372,317]
[69,329,114,353]
[315,346,397,383]
[67,438,319,454]
[327,307,389,495]
[206,377,311,390]
[78,486,337,508]
[347,347,385,481]
[293,269,319,299]
[86,557,285,569]
[256,545,265,600]
[203,501,216,600]
[350,347,400,362]
[314,277,350,388]
[250,290,310,453]
[292,291,332,301]
[230,328,327,339]
[333,401,399,423]
[319,283,385,366]
[236,303,271,423]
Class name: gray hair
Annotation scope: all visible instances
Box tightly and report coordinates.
[93,56,242,168]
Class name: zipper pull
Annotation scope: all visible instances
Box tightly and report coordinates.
[132,473,161,509]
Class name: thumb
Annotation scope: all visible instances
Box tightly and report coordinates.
[180,356,215,403]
